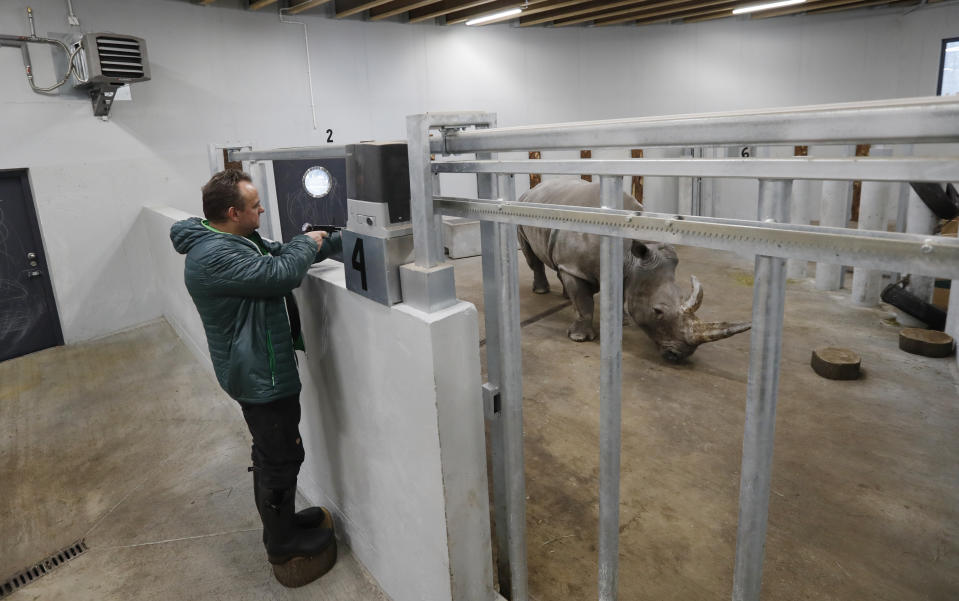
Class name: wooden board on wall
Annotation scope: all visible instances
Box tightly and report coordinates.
[851,144,870,222]
[631,148,643,204]
[529,151,542,188]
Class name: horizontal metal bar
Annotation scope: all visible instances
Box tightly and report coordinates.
[431,96,959,153]
[432,158,959,183]
[435,196,959,280]
[229,146,347,162]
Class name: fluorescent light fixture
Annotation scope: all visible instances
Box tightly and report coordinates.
[732,0,805,14]
[465,7,522,25]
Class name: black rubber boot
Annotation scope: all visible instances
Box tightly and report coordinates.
[252,468,334,546]
[256,485,338,587]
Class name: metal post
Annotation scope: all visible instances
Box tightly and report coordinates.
[598,175,624,601]
[904,186,937,302]
[476,121,513,598]
[407,114,446,268]
[489,173,527,601]
[732,178,791,601]
[815,146,853,291]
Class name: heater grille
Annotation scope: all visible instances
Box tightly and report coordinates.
[95,36,146,80]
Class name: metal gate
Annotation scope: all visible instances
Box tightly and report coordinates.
[404,97,959,601]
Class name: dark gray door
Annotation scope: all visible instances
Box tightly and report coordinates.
[0,170,63,362]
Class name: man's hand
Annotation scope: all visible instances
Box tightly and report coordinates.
[304,230,329,245]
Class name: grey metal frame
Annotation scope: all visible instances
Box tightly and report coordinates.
[408,95,959,601]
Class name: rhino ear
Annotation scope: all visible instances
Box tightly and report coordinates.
[630,240,649,260]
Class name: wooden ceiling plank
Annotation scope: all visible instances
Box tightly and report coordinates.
[369,0,444,19]
[444,0,550,24]
[594,0,736,24]
[554,0,710,26]
[805,0,916,13]
[248,0,279,9]
[331,0,396,17]
[639,1,740,21]
[522,0,654,26]
[752,0,870,17]
[289,0,336,13]
[516,0,606,25]
[408,0,498,21]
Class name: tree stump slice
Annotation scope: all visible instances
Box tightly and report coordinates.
[811,347,861,380]
[898,328,956,358]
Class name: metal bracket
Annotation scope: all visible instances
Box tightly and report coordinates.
[481,382,501,419]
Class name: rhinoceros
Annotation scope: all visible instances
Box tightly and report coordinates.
[516,178,750,362]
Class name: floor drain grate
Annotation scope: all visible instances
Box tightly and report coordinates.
[0,539,88,598]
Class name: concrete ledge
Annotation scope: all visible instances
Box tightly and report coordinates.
[295,262,494,601]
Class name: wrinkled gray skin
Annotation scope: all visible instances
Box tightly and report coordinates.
[517,179,750,362]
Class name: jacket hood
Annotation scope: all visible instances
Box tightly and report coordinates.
[170,217,212,255]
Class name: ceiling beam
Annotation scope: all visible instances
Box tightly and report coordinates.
[520,0,651,26]
[330,0,396,16]
[594,0,739,24]
[408,0,498,21]
[288,0,335,13]
[369,0,444,19]
[750,0,870,17]
[514,0,602,25]
[634,1,740,21]
[248,0,279,8]
[807,0,917,13]
[593,0,732,24]
[554,0,713,26]
[444,0,548,24]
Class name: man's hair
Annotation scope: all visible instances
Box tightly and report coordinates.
[202,169,253,221]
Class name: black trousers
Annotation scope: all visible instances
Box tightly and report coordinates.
[240,394,305,490]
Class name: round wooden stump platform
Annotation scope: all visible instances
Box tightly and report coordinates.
[811,347,861,380]
[898,328,956,358]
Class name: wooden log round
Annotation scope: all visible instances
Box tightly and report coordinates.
[810,347,862,380]
[898,328,956,358]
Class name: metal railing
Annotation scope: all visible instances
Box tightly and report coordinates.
[406,96,959,601]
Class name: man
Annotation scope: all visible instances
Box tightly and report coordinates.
[169,169,342,587]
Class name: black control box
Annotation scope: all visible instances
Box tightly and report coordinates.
[345,142,411,224]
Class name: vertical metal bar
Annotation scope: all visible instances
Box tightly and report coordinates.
[475,115,512,596]
[407,114,445,267]
[732,178,791,601]
[494,173,528,601]
[598,176,624,601]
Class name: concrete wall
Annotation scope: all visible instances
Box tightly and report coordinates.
[139,206,494,601]
[2,0,958,343]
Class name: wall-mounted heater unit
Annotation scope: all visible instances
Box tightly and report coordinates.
[74,33,150,117]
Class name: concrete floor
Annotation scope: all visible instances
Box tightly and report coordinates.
[3,246,957,601]
[0,321,389,601]
[451,245,959,601]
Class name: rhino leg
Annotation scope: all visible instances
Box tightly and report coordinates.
[518,227,550,294]
[558,270,597,342]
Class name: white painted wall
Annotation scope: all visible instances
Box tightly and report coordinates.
[2,0,958,342]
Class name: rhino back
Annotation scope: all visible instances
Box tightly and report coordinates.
[518,179,638,283]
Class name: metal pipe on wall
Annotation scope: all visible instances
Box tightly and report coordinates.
[732,179,791,601]
[598,175,625,601]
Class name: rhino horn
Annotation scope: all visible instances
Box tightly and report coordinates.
[688,319,751,345]
[681,275,704,314]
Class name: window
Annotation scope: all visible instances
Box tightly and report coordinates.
[938,37,959,96]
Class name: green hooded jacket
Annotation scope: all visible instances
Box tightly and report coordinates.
[169,217,342,404]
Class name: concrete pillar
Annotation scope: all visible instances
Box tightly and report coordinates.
[852,145,894,306]
[815,179,852,291]
[678,147,694,214]
[947,283,959,369]
[904,187,938,302]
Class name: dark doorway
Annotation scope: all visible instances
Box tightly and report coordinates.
[0,170,64,362]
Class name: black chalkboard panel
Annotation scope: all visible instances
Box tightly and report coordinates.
[272,158,347,246]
